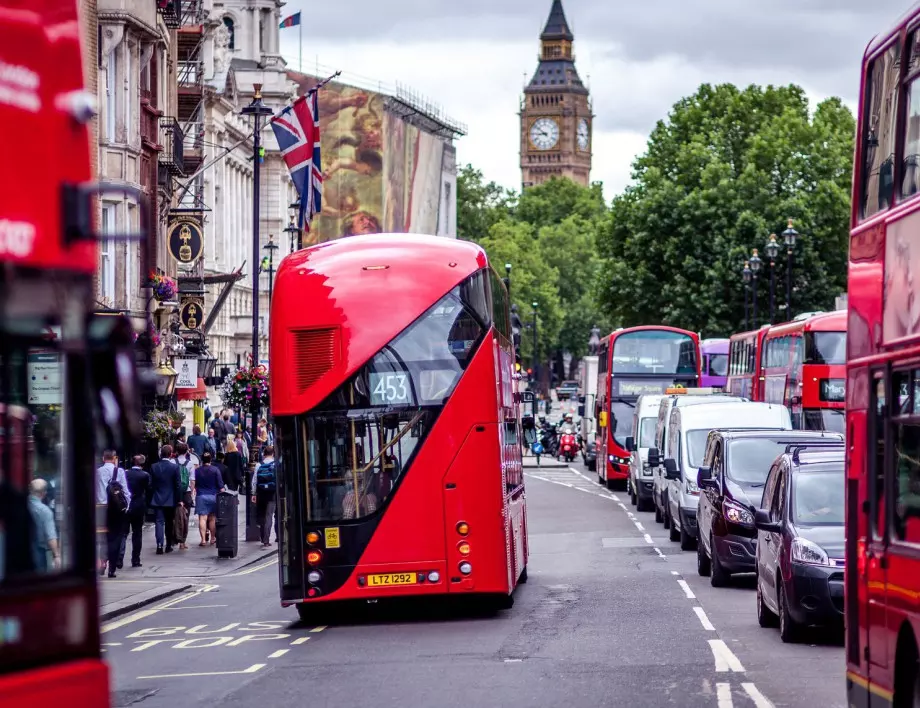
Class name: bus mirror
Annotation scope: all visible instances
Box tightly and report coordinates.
[599,411,608,428]
[578,404,585,417]
[625,436,635,452]
[87,314,142,451]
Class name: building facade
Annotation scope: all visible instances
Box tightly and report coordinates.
[520,0,593,187]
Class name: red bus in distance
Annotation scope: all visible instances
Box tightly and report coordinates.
[727,325,769,401]
[270,234,527,617]
[760,311,847,433]
[846,5,920,706]
[595,326,700,488]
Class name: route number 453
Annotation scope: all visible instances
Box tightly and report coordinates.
[371,373,410,404]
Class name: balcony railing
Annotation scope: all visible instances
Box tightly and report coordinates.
[156,0,182,29]
[158,116,185,177]
[182,121,203,153]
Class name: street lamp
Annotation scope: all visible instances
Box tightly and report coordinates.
[742,261,752,331]
[262,234,279,307]
[765,233,779,324]
[750,248,762,326]
[154,361,178,398]
[782,218,799,319]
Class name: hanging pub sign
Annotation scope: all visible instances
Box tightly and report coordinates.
[174,357,198,389]
[180,300,204,330]
[167,216,203,266]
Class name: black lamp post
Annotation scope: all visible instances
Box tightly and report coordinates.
[765,233,779,323]
[531,301,538,375]
[750,248,762,326]
[782,218,799,319]
[261,234,279,307]
[742,261,752,331]
[283,214,300,254]
[504,263,512,296]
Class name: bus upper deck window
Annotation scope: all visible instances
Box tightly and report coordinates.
[862,40,901,218]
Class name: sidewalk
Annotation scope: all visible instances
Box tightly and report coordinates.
[98,498,276,620]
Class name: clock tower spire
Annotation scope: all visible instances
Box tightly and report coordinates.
[520,0,593,187]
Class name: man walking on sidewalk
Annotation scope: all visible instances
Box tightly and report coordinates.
[187,425,209,458]
[150,445,182,554]
[125,455,150,567]
[96,450,130,577]
[251,445,277,550]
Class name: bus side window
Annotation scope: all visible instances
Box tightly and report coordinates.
[893,370,920,542]
[902,30,920,199]
[862,40,901,219]
[871,374,886,539]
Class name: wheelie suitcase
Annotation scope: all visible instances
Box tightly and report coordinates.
[216,491,239,558]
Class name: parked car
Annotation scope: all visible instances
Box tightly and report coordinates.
[580,434,597,471]
[556,380,579,401]
[754,446,846,642]
[625,394,665,511]
[657,401,791,550]
[650,393,747,528]
[696,430,844,586]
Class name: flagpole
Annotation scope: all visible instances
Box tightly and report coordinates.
[299,21,302,73]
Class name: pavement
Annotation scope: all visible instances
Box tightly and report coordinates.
[98,498,277,620]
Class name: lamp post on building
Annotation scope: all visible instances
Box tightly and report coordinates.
[782,218,800,319]
[765,233,779,323]
[261,234,279,308]
[742,261,752,331]
[240,83,273,542]
[283,214,300,254]
[750,248,762,326]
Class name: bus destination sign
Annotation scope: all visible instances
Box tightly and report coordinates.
[614,379,673,397]
[819,378,846,403]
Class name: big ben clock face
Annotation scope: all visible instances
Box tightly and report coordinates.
[577,118,590,151]
[530,118,559,150]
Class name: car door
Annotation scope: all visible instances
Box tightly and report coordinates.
[766,467,788,605]
[699,438,720,554]
[653,402,669,508]
[666,408,682,524]
[757,463,781,608]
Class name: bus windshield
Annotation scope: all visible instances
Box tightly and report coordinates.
[285,286,485,523]
[806,331,846,365]
[609,400,634,447]
[709,354,728,377]
[612,331,697,376]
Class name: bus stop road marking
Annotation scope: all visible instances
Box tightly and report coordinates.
[291,637,310,645]
[138,663,266,680]
[101,610,159,634]
[268,649,289,658]
[309,626,327,632]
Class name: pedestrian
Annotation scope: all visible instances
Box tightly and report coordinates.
[125,455,151,568]
[173,442,197,549]
[217,412,235,450]
[251,445,277,549]
[187,424,209,457]
[214,450,233,493]
[206,427,218,455]
[223,439,244,493]
[27,478,59,572]
[95,450,130,577]
[149,445,182,554]
[258,418,269,445]
[193,451,225,546]
[234,432,249,464]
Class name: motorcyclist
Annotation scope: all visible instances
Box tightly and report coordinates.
[557,413,576,434]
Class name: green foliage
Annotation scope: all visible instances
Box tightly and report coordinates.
[457,165,514,243]
[598,83,855,336]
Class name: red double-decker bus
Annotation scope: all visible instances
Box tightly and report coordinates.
[270,234,527,617]
[846,5,920,705]
[1,1,148,706]
[726,325,769,400]
[595,326,700,488]
[760,311,847,433]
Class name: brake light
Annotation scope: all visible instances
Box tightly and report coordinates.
[457,541,471,556]
[456,522,470,536]
[306,550,323,565]
[306,531,320,545]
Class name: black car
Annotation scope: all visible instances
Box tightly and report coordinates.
[754,446,846,642]
[556,380,579,401]
[696,430,843,586]
[580,435,597,471]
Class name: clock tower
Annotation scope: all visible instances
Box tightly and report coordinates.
[520,0,592,187]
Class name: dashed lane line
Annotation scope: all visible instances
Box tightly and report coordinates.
[291,637,310,645]
[310,626,327,633]
[742,683,775,708]
[677,579,696,599]
[268,649,289,659]
[693,607,715,631]
[716,683,733,708]
[138,663,266,680]
[643,533,653,544]
[634,521,646,532]
[708,639,746,673]
[653,547,666,559]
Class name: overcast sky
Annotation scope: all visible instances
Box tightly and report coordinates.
[277,0,908,199]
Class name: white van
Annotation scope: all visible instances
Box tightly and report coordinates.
[625,394,664,511]
[659,401,792,551]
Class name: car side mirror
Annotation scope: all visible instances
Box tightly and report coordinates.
[625,436,636,452]
[663,458,679,479]
[647,447,661,467]
[754,509,782,533]
[697,466,717,490]
[87,314,143,452]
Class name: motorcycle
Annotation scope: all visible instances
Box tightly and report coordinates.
[558,429,578,463]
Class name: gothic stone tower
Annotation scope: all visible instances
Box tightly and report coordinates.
[520,0,592,188]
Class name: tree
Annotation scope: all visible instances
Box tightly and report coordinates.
[598,84,855,336]
[457,165,514,243]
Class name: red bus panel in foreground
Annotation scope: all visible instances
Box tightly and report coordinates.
[270,235,526,612]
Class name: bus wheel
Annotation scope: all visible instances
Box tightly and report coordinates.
[518,566,528,584]
[491,593,515,611]
[296,602,321,624]
[893,629,920,708]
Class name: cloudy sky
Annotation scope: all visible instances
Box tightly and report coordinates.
[277,0,907,199]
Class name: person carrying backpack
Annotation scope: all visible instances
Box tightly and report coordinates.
[97,451,130,578]
[173,443,198,550]
[251,445,277,549]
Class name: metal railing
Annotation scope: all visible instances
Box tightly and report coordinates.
[156,0,182,29]
[177,61,201,89]
[182,121,203,153]
[158,116,185,176]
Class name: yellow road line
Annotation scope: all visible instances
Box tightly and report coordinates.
[228,557,278,576]
[138,663,266,680]
[309,625,326,633]
[101,609,159,634]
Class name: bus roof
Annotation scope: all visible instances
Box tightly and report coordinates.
[270,234,490,416]
[729,325,770,343]
[599,325,698,343]
[700,338,729,353]
[866,2,920,58]
[765,310,847,338]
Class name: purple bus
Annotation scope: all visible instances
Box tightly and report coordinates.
[700,338,729,389]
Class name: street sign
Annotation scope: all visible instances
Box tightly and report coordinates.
[174,357,198,389]
[167,217,203,266]
[180,300,203,330]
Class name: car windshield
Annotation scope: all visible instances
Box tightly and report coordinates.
[806,331,846,365]
[685,429,711,468]
[709,353,728,377]
[612,330,698,375]
[639,417,657,448]
[609,400,635,447]
[803,409,846,434]
[792,470,845,526]
[560,380,577,388]
[726,438,793,485]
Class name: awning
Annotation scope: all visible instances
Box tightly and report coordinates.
[176,377,208,401]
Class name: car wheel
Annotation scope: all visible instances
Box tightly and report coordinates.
[697,537,711,577]
[756,577,778,628]
[778,583,799,643]
[710,535,729,585]
[637,494,651,513]
[680,522,696,551]
[629,481,638,506]
[654,498,663,523]
[669,512,680,542]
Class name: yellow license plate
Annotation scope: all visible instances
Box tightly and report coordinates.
[367,572,417,587]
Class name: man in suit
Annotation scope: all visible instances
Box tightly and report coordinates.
[124,455,151,567]
[149,445,182,554]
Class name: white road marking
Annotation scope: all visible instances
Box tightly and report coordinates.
[310,626,327,633]
[610,494,621,502]
[101,610,159,634]
[742,683,775,708]
[291,637,310,645]
[716,682,734,708]
[617,503,628,510]
[643,534,653,544]
[708,639,746,673]
[161,604,229,610]
[693,606,715,631]
[670,571,680,576]
[101,642,122,647]
[627,512,635,518]
[268,649,289,659]
[677,579,696,599]
[138,663,266,679]
[634,522,645,532]
[654,547,666,559]
[504,658,523,663]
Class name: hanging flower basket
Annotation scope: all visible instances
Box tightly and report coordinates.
[148,272,177,302]
[219,361,269,410]
[142,410,173,442]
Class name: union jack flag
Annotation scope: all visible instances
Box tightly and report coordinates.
[270,92,322,230]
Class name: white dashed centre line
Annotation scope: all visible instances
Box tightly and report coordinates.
[670,570,679,576]
[617,503,628,510]
[742,683,775,708]
[291,637,310,645]
[643,533,653,544]
[708,639,746,673]
[654,547,666,559]
[634,522,645,532]
[692,606,715,630]
[268,649,289,659]
[716,682,734,708]
[676,579,696,599]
